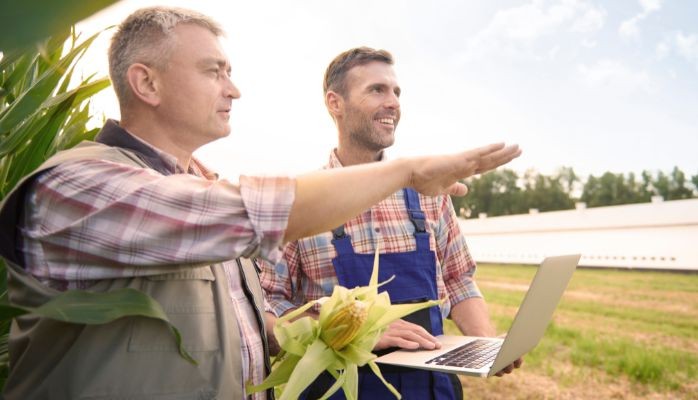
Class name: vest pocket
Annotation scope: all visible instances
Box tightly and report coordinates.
[128,267,220,352]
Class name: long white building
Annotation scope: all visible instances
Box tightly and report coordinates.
[458,197,698,271]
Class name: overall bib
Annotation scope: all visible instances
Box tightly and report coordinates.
[302,189,459,400]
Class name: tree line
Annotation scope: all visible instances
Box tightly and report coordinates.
[451,166,698,219]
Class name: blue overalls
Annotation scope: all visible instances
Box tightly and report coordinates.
[301,189,460,400]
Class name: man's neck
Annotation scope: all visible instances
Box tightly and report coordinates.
[120,117,193,171]
[335,144,383,167]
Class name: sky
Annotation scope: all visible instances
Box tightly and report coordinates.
[76,0,698,181]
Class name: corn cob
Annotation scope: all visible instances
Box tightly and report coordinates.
[321,300,368,350]
[246,245,443,400]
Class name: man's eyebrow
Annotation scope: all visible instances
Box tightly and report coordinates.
[196,58,230,69]
[367,82,401,96]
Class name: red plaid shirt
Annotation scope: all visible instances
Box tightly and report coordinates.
[19,125,294,399]
[260,150,481,319]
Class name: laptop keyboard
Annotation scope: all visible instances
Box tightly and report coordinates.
[426,339,501,369]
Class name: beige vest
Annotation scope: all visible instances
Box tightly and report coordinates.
[0,142,271,399]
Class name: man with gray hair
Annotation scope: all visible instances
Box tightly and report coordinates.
[0,7,520,399]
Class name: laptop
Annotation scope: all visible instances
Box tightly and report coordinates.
[375,254,581,377]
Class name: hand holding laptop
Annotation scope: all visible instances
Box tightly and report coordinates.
[492,335,523,377]
[375,255,581,378]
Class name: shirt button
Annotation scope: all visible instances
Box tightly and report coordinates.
[374,228,380,233]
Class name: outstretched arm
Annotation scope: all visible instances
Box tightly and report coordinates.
[285,143,521,242]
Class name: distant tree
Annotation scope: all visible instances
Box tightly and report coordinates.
[452,170,496,218]
[525,172,574,212]
[453,169,527,218]
[454,167,696,218]
[667,167,693,200]
[653,170,670,200]
[640,170,654,201]
[556,166,580,197]
[581,172,618,207]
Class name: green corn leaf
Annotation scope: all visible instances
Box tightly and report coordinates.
[0,288,197,365]
[246,353,302,394]
[1,53,36,105]
[280,340,336,400]
[0,78,109,158]
[317,366,348,400]
[0,48,26,73]
[372,300,442,331]
[340,363,359,400]
[43,77,110,110]
[368,360,401,399]
[0,0,119,52]
[0,110,52,160]
[5,102,69,188]
[337,342,377,367]
[0,31,102,134]
[36,31,70,78]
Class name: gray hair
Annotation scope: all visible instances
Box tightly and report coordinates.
[108,6,224,109]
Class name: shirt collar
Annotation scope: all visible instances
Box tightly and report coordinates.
[95,119,217,179]
[326,148,386,169]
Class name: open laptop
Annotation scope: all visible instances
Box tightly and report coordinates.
[375,254,581,377]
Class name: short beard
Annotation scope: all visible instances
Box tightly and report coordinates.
[344,104,395,152]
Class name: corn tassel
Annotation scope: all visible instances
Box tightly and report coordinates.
[246,244,442,400]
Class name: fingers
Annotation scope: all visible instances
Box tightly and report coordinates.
[473,144,522,174]
[494,357,524,377]
[445,182,468,197]
[409,142,521,197]
[374,319,442,351]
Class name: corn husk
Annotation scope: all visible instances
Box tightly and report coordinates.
[247,245,442,400]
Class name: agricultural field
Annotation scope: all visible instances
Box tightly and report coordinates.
[447,264,698,399]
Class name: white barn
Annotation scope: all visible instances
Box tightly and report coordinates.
[458,198,698,271]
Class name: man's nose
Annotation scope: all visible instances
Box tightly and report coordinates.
[224,76,241,99]
[385,91,400,109]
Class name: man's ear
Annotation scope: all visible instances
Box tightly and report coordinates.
[325,90,344,119]
[126,63,160,107]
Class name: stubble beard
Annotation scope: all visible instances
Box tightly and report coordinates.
[344,104,396,153]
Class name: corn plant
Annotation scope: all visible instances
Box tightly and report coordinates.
[0,28,195,390]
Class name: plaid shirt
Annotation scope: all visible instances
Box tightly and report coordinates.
[260,150,481,320]
[19,121,294,399]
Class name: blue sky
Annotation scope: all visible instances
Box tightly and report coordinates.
[79,0,698,180]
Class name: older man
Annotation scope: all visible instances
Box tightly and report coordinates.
[0,8,520,400]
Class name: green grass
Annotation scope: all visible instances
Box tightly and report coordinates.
[444,264,698,397]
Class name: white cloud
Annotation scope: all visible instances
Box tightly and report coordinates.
[619,0,663,39]
[675,32,698,65]
[577,60,654,93]
[570,5,606,33]
[619,18,641,39]
[656,40,671,59]
[656,31,698,68]
[464,0,606,60]
[581,38,598,48]
[640,0,662,13]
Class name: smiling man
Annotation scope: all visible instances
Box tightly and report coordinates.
[0,10,521,400]
[260,47,523,399]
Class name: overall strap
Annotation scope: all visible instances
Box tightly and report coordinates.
[402,188,430,250]
[331,225,355,256]
[402,188,426,232]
